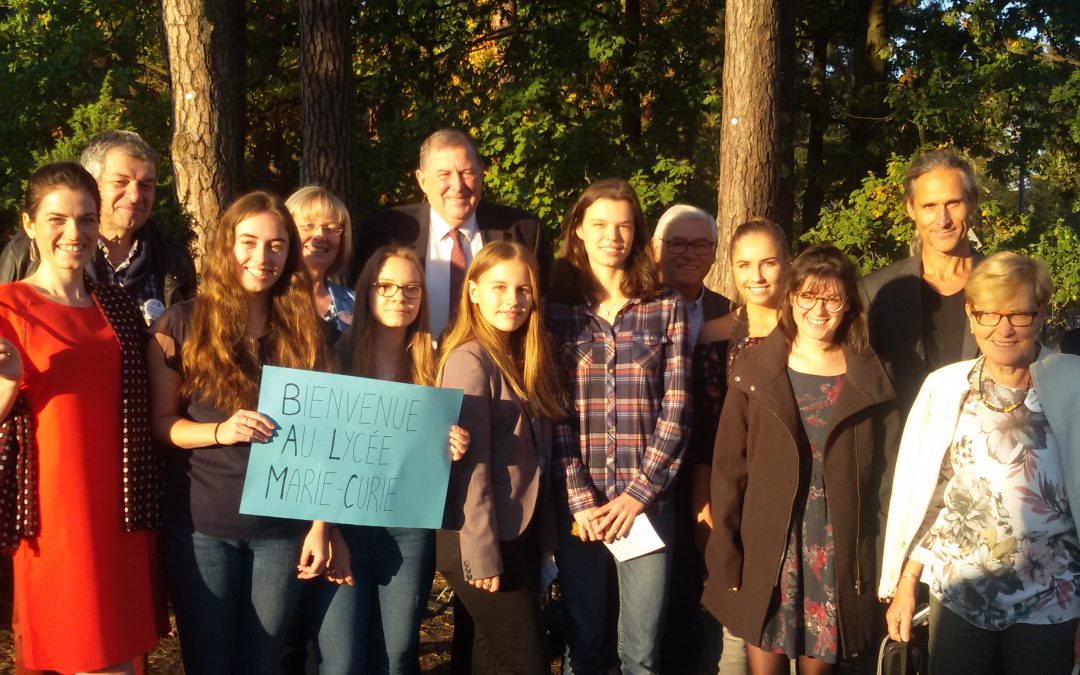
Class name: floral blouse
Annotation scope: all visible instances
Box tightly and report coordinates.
[912,357,1080,630]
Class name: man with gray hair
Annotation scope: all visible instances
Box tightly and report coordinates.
[651,204,731,346]
[352,128,549,337]
[0,129,195,324]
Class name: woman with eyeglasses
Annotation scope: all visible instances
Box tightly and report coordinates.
[880,251,1080,675]
[703,245,897,675]
[295,245,468,674]
[286,186,355,343]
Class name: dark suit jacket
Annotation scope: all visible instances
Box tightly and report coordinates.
[439,340,553,580]
[701,287,733,323]
[859,254,981,418]
[350,200,551,286]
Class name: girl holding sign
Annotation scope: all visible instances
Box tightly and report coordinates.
[544,178,691,675]
[146,191,332,672]
[297,245,468,674]
[436,241,565,674]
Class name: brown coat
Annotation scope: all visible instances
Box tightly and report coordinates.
[702,330,898,659]
[439,340,553,581]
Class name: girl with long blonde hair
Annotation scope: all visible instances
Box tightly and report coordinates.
[436,241,564,674]
[147,190,331,672]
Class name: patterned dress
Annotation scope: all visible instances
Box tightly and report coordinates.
[691,334,766,463]
[758,370,843,663]
[912,358,1080,630]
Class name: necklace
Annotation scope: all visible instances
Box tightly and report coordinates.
[975,358,1030,414]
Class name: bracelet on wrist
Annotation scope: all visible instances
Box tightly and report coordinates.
[900,573,920,582]
[213,422,222,445]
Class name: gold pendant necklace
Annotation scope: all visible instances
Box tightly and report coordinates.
[976,359,1029,414]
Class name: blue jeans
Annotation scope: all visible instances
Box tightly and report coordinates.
[303,526,434,674]
[556,501,675,675]
[164,523,304,674]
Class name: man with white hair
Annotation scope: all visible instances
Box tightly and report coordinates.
[653,204,731,675]
[651,204,732,346]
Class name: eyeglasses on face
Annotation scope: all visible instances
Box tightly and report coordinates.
[297,221,343,237]
[969,309,1039,328]
[793,292,847,313]
[662,238,716,256]
[372,282,423,299]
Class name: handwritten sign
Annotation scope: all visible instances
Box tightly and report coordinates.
[239,366,464,529]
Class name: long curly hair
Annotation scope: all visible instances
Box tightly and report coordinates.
[340,246,437,386]
[181,191,328,411]
[547,178,660,305]
[438,241,566,421]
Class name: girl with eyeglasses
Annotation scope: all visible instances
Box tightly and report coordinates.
[703,245,898,675]
[286,186,355,343]
[296,245,468,674]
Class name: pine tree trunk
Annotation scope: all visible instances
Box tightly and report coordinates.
[298,0,354,214]
[160,0,245,265]
[708,0,783,297]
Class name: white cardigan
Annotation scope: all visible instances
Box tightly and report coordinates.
[877,348,1080,600]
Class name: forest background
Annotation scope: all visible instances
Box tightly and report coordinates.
[1,0,1078,326]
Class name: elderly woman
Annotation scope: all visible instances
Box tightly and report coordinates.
[880,251,1080,674]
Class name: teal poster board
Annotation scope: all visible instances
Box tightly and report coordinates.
[239,366,464,529]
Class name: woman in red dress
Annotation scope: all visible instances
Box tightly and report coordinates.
[0,162,166,673]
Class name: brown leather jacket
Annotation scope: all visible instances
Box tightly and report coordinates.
[702,329,899,659]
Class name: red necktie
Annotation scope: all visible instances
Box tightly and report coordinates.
[449,229,466,324]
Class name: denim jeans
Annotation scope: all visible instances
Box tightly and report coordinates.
[556,501,675,675]
[163,523,304,674]
[301,525,434,675]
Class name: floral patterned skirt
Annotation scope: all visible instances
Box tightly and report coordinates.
[757,479,839,663]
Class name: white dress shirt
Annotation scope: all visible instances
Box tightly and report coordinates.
[686,287,706,349]
[426,209,483,337]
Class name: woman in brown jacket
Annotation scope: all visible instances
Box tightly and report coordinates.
[703,245,897,674]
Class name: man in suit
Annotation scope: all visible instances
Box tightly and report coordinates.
[650,204,731,347]
[0,129,195,325]
[651,204,731,675]
[353,128,550,337]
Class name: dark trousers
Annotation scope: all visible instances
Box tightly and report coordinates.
[660,472,708,674]
[928,595,1077,675]
[436,529,549,675]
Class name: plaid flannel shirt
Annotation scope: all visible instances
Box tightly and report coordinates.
[545,288,691,514]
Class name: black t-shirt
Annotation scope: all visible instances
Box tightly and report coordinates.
[921,280,967,373]
[152,301,307,539]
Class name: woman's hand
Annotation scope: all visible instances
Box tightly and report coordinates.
[0,338,22,384]
[572,507,602,542]
[297,522,330,580]
[592,493,647,543]
[469,575,500,593]
[886,574,919,642]
[217,409,275,445]
[324,526,355,586]
[448,424,470,461]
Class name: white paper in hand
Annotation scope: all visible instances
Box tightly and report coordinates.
[603,513,665,562]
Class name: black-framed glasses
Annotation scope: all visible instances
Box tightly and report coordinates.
[662,238,716,256]
[793,292,847,313]
[373,282,423,299]
[970,309,1039,328]
[297,221,343,237]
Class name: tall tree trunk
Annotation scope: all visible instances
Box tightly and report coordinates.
[298,0,354,218]
[620,0,642,147]
[160,0,245,265]
[707,0,783,297]
[775,0,797,238]
[801,31,830,237]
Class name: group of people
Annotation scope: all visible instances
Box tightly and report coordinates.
[0,126,1078,675]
